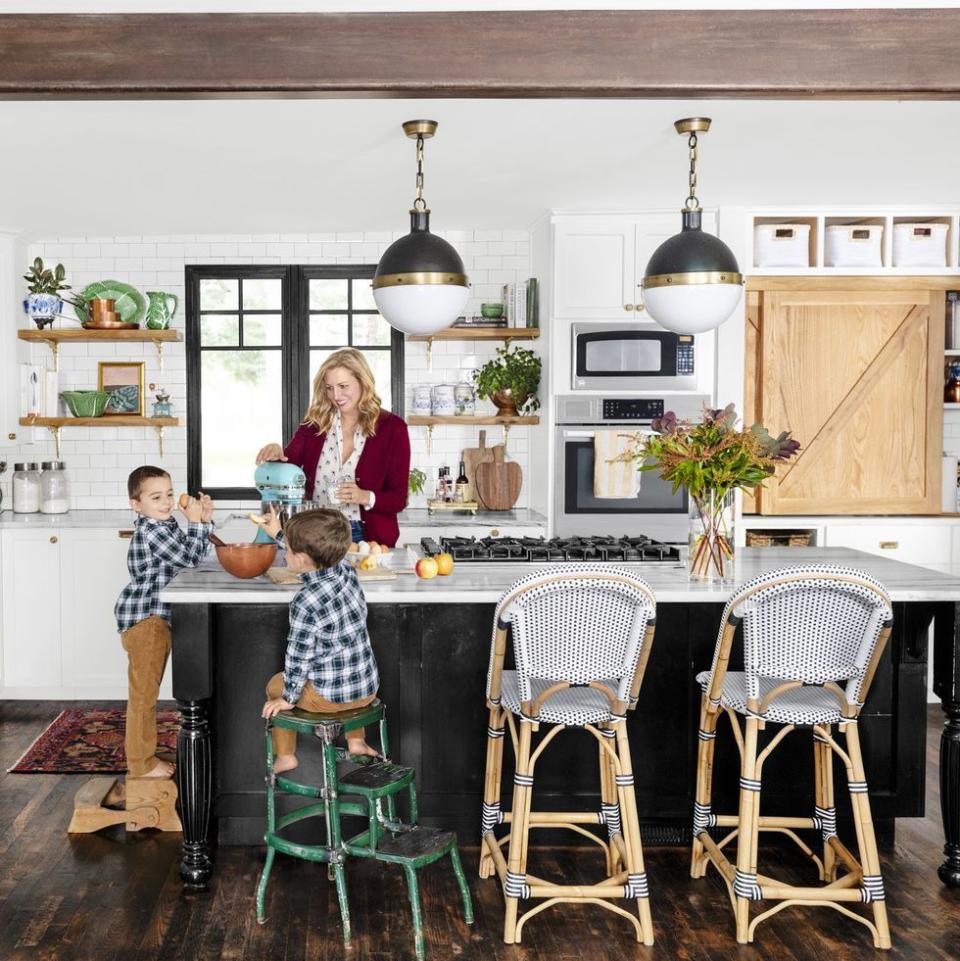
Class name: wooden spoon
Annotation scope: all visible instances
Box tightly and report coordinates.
[208,532,227,547]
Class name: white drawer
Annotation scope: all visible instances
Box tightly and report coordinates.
[824,524,953,570]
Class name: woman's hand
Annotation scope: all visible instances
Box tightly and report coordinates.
[335,481,371,507]
[256,443,287,465]
[198,491,215,523]
[261,696,294,720]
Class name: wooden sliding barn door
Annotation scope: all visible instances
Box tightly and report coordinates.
[745,279,945,515]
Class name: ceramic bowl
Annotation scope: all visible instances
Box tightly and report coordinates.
[480,302,504,318]
[214,542,277,579]
[60,389,109,418]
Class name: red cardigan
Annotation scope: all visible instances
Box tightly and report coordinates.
[283,410,411,547]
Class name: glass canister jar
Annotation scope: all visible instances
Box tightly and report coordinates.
[431,383,456,416]
[12,462,41,513]
[454,380,476,416]
[40,461,70,514]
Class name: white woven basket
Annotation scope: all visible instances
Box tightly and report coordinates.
[824,224,883,267]
[892,222,948,267]
[754,223,810,267]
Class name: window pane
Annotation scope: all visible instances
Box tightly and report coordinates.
[201,351,282,488]
[352,313,392,347]
[310,279,348,310]
[361,350,393,412]
[243,314,282,347]
[200,278,238,310]
[243,278,282,310]
[352,279,377,311]
[310,314,348,345]
[200,315,239,347]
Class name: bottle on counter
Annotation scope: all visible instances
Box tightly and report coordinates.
[12,462,41,513]
[947,362,960,403]
[40,460,70,514]
[456,460,469,503]
[437,466,449,502]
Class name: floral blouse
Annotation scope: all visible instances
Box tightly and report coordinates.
[313,413,375,521]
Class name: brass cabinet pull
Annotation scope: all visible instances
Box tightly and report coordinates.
[119,529,134,539]
[490,529,500,537]
[635,303,645,312]
[624,303,634,311]
[49,536,58,544]
[7,432,15,440]
[879,541,899,550]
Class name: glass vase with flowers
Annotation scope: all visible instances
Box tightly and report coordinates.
[616,404,800,580]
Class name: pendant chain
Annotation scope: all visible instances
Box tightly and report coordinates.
[414,134,427,211]
[685,132,700,211]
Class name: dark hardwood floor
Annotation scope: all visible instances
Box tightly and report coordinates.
[1,700,957,960]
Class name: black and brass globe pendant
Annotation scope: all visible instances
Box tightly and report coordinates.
[373,120,470,336]
[641,118,744,335]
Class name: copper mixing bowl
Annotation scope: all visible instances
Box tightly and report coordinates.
[214,542,277,579]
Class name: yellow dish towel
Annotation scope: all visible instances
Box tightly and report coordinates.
[593,430,643,498]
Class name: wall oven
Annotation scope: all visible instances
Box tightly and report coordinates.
[572,321,697,391]
[554,393,709,542]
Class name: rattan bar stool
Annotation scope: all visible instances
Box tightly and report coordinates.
[478,564,658,945]
[255,700,473,960]
[690,565,894,949]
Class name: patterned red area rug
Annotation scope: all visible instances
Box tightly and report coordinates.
[8,709,179,774]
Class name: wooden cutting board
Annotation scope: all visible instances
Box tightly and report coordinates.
[475,445,522,510]
[461,429,495,504]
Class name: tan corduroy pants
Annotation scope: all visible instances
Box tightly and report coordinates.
[265,672,376,758]
[121,616,172,777]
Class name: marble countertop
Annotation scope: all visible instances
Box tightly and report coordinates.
[397,507,547,528]
[160,546,960,606]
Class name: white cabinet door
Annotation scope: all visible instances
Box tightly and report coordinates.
[0,528,62,688]
[824,524,954,570]
[554,218,637,319]
[59,528,136,693]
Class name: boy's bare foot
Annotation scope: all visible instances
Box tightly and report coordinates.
[346,739,381,759]
[140,759,174,779]
[273,754,299,774]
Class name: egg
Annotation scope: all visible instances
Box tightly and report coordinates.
[369,543,382,555]
[357,540,370,554]
[178,493,190,510]
[348,542,359,553]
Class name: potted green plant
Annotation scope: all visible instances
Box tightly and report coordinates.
[472,345,541,417]
[618,404,800,580]
[23,257,71,329]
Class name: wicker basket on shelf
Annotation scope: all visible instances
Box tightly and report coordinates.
[745,530,813,548]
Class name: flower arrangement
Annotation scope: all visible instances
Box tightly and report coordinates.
[619,404,800,578]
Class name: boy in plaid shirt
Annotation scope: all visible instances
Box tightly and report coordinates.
[258,508,380,773]
[115,466,214,778]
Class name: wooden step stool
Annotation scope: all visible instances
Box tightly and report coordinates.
[67,776,182,834]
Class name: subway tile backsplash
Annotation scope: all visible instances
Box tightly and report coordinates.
[1,230,533,512]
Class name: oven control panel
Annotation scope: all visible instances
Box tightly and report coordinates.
[602,398,665,420]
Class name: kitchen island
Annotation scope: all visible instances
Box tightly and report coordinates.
[161,546,960,889]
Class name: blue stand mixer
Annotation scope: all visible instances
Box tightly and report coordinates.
[253,462,309,543]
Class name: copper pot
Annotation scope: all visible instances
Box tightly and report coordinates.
[88,298,116,321]
[491,389,527,417]
[214,542,277,579]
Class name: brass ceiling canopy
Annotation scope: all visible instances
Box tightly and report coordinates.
[402,119,438,140]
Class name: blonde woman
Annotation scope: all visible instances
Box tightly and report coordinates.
[256,348,411,547]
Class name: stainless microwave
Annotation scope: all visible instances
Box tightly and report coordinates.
[572,322,696,391]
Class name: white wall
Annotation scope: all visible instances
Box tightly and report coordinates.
[1,229,533,511]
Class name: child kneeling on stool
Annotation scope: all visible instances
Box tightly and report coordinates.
[259,508,380,773]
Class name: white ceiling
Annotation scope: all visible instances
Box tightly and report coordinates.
[1,97,958,237]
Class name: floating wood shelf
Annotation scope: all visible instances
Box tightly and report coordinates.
[18,327,181,371]
[19,416,179,458]
[407,327,540,342]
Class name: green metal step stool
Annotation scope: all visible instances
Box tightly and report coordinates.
[255,699,473,960]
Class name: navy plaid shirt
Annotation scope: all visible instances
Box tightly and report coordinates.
[281,561,379,705]
[114,516,213,632]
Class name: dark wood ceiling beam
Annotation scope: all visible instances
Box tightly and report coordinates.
[0,9,957,99]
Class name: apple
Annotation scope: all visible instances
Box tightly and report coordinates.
[415,557,439,579]
[435,552,454,576]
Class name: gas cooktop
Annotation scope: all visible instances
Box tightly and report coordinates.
[420,534,682,564]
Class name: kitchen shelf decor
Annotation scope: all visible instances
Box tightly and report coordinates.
[17,328,181,372]
[407,413,539,455]
[18,415,178,459]
[408,326,539,369]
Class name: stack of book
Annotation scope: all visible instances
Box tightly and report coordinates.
[501,278,539,328]
[452,315,508,328]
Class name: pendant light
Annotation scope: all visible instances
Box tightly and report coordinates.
[373,120,470,336]
[641,118,744,335]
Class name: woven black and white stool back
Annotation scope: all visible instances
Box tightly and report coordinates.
[488,564,657,707]
[719,564,893,708]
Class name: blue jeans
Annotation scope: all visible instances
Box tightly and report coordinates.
[350,519,364,543]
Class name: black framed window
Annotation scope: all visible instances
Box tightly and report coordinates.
[186,265,404,499]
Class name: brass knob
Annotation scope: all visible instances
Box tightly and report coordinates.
[49,536,58,544]
[635,303,645,312]
[491,529,500,537]
[7,433,15,440]
[624,304,634,311]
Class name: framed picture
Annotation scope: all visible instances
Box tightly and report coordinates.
[98,361,145,416]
